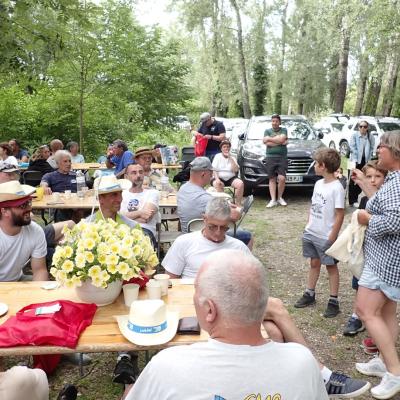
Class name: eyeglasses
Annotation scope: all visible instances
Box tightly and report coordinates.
[16,200,32,209]
[377,144,389,150]
[359,125,368,129]
[205,223,230,232]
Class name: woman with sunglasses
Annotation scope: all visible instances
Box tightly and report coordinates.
[348,121,375,207]
[351,131,400,398]
[26,145,55,177]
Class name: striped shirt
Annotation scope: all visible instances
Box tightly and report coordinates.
[364,171,400,287]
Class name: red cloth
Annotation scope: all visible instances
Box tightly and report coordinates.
[194,133,208,157]
[0,300,97,348]
[124,270,149,289]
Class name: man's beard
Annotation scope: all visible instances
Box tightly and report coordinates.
[132,179,143,188]
[11,210,31,226]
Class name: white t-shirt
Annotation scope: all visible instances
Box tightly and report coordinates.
[126,339,328,400]
[0,366,49,400]
[305,178,345,240]
[212,153,236,181]
[121,189,160,236]
[162,230,250,278]
[0,222,47,281]
[3,156,18,166]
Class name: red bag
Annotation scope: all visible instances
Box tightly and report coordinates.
[194,133,208,157]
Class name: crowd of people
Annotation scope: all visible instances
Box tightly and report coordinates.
[0,113,400,400]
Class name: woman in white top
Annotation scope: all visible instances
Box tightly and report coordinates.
[211,140,244,205]
[0,142,18,166]
[66,141,85,163]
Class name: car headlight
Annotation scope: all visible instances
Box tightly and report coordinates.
[242,143,265,160]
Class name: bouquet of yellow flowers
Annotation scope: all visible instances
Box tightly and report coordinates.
[50,219,159,289]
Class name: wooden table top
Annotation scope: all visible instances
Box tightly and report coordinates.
[0,280,206,356]
[72,163,108,170]
[31,194,177,210]
[151,163,182,170]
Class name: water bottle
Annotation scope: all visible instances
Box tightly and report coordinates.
[76,170,85,198]
[160,171,169,199]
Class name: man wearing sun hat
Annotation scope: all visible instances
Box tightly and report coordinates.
[134,146,162,189]
[0,181,48,281]
[0,162,20,183]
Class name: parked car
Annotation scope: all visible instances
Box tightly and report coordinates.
[217,117,248,139]
[332,116,400,157]
[237,115,325,195]
[314,114,349,149]
[175,115,191,132]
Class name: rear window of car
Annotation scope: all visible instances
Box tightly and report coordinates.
[378,122,400,132]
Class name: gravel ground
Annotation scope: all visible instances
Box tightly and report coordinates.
[6,188,399,399]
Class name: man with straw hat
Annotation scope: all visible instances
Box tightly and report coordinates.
[0,181,48,281]
[134,146,162,189]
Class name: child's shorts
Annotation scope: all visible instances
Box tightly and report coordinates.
[302,231,338,266]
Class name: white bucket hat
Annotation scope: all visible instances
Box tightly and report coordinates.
[0,180,36,202]
[93,175,131,195]
[116,299,179,346]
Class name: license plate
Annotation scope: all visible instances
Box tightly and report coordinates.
[286,175,303,183]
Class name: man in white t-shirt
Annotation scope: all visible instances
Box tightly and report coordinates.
[163,197,249,279]
[126,249,328,400]
[212,139,244,205]
[0,181,48,281]
[121,163,160,238]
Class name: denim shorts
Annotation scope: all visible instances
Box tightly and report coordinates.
[302,231,337,266]
[358,264,400,302]
[227,228,252,245]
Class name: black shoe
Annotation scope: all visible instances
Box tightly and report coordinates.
[57,384,78,400]
[343,316,365,336]
[294,292,315,308]
[324,299,340,318]
[113,355,139,385]
[326,371,371,398]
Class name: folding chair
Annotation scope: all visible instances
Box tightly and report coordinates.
[236,195,254,230]
[22,170,42,187]
[180,146,195,164]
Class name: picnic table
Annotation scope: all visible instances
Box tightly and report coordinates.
[0,280,205,356]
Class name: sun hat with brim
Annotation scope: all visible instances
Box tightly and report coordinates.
[0,163,19,173]
[94,175,131,195]
[0,181,36,202]
[115,299,179,346]
[134,147,156,159]
[190,157,214,171]
[0,196,33,208]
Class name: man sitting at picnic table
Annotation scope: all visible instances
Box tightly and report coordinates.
[121,163,160,240]
[163,197,249,279]
[0,181,48,281]
[105,139,135,178]
[177,156,253,248]
[134,146,162,189]
[125,249,369,400]
[0,162,20,182]
[47,138,64,169]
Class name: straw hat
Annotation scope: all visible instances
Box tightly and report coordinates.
[0,180,36,202]
[116,299,179,346]
[93,175,131,195]
[134,147,156,159]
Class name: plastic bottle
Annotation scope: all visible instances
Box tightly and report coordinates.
[160,170,169,199]
[76,170,86,198]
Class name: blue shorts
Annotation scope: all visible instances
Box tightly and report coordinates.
[227,228,252,245]
[302,231,337,265]
[358,264,400,302]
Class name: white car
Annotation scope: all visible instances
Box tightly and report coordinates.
[335,117,400,157]
[314,115,348,150]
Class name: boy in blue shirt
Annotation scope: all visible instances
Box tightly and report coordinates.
[294,148,345,318]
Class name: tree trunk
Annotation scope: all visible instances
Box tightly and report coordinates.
[230,0,251,118]
[354,53,369,115]
[334,26,350,113]
[381,56,399,116]
[79,62,85,154]
[274,0,288,114]
[298,77,306,115]
[328,54,339,109]
[363,76,382,115]
[210,0,221,116]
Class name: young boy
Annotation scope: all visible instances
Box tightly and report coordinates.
[294,148,345,318]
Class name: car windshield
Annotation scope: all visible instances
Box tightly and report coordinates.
[331,123,344,132]
[378,122,400,132]
[247,119,317,140]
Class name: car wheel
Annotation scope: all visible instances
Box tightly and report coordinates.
[339,140,350,157]
[329,141,336,150]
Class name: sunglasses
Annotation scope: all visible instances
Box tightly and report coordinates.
[205,223,230,232]
[359,125,368,129]
[16,200,32,209]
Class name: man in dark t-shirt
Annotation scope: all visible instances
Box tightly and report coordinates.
[197,112,226,160]
[263,114,288,208]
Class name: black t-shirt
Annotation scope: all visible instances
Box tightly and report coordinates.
[358,196,368,210]
[198,119,226,151]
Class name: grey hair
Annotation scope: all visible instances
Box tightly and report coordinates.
[380,131,400,160]
[204,197,231,220]
[197,249,269,325]
[54,150,72,165]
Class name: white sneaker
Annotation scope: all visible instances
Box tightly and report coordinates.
[277,198,287,206]
[371,372,400,399]
[266,200,277,208]
[356,356,387,377]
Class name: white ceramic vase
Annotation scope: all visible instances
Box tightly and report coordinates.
[75,280,123,306]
